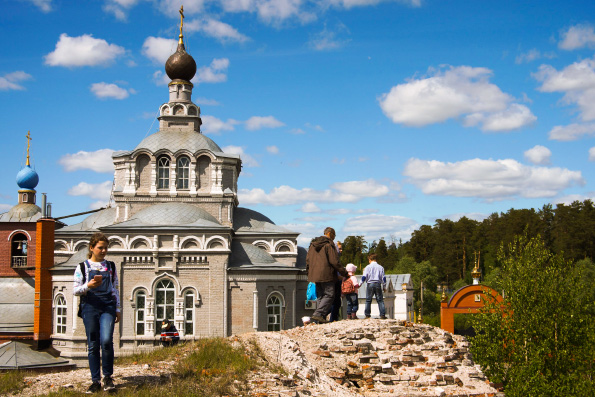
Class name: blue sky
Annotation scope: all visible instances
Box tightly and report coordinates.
[2,0,595,246]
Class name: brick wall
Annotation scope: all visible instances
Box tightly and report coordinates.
[34,219,55,346]
[0,222,37,278]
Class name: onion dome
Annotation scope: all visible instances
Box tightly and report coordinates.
[16,165,39,190]
[165,38,196,83]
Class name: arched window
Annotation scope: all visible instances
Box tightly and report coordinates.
[266,293,284,331]
[157,156,170,189]
[184,291,194,335]
[55,295,67,334]
[155,279,175,334]
[136,154,151,190]
[176,157,190,189]
[135,291,146,335]
[11,233,28,268]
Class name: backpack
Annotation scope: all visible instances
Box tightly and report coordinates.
[306,282,317,301]
[342,277,356,295]
[77,261,116,318]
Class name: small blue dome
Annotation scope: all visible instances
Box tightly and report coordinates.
[16,165,39,190]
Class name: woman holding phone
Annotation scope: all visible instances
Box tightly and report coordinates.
[73,232,121,393]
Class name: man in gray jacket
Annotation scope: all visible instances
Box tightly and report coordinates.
[306,227,348,323]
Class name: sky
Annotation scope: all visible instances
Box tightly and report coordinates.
[1,0,595,247]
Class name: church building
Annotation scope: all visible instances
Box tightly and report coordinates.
[44,16,309,364]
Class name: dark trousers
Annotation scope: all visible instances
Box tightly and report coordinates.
[313,281,335,319]
[329,280,342,322]
[365,282,386,317]
[81,303,116,382]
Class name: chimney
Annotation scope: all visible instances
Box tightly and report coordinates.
[33,218,55,350]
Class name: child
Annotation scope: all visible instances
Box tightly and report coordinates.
[341,263,360,319]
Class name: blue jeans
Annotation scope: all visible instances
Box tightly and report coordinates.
[345,293,358,315]
[365,283,385,317]
[81,303,116,382]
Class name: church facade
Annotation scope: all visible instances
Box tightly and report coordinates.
[45,24,310,364]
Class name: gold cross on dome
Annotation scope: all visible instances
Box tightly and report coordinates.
[179,5,184,36]
[25,130,32,166]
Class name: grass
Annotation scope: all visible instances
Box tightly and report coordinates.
[35,337,266,397]
[0,370,28,394]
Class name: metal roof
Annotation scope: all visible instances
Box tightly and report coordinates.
[233,207,295,234]
[0,278,35,333]
[0,341,74,370]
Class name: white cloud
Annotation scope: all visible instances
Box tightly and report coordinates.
[239,179,391,205]
[291,128,306,134]
[403,158,584,200]
[266,145,279,154]
[378,65,536,132]
[524,145,552,165]
[589,147,595,161]
[301,202,321,213]
[549,123,595,141]
[152,70,170,86]
[90,82,131,99]
[553,193,595,206]
[185,18,250,43]
[194,58,230,83]
[308,23,350,51]
[157,0,207,17]
[245,116,285,130]
[59,149,116,173]
[515,49,556,64]
[0,203,12,213]
[464,103,536,132]
[142,36,177,64]
[68,181,113,201]
[559,24,595,50]
[0,71,32,91]
[330,179,390,197]
[26,0,52,12]
[328,0,421,9]
[342,214,419,243]
[222,145,259,167]
[441,212,489,222]
[201,114,239,134]
[194,97,221,106]
[103,0,141,21]
[44,34,125,67]
[534,57,595,122]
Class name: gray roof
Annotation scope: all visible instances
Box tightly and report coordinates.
[102,202,224,230]
[53,249,88,269]
[0,341,74,370]
[0,278,35,333]
[0,203,41,222]
[58,207,117,232]
[229,241,291,269]
[233,207,295,234]
[134,130,224,155]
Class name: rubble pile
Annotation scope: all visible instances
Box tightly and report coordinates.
[247,318,503,396]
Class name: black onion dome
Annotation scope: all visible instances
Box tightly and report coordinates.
[165,41,197,82]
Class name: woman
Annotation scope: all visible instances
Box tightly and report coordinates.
[73,232,121,393]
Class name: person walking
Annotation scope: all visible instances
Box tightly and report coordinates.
[306,227,348,324]
[74,232,120,393]
[362,253,387,319]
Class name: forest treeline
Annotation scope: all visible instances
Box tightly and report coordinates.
[340,200,595,288]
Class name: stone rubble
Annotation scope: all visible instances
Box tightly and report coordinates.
[245,318,504,397]
[11,319,503,396]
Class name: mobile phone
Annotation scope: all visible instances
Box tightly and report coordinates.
[93,275,103,282]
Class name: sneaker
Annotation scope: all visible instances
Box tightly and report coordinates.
[365,315,371,318]
[86,382,101,394]
[103,376,115,391]
[311,315,327,324]
[379,316,388,320]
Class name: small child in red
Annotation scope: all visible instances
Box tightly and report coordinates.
[341,263,360,319]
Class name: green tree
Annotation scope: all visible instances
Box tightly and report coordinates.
[340,235,367,270]
[470,234,595,396]
[375,238,388,266]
